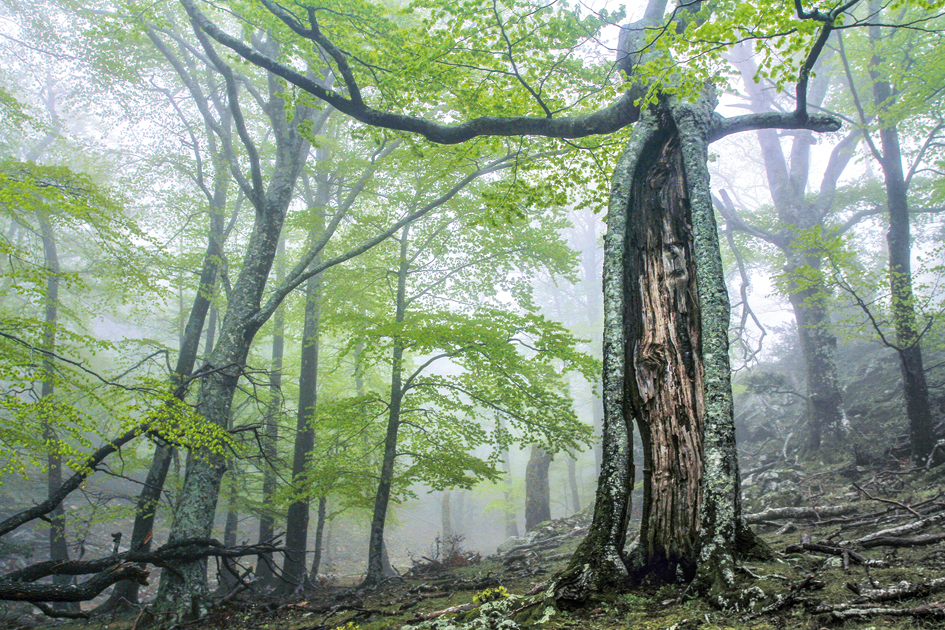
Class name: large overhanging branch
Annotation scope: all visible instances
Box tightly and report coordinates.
[709,109,841,142]
[180,0,846,146]
[177,0,644,143]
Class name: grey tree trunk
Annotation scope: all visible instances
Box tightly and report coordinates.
[866,12,935,464]
[364,227,410,587]
[524,446,552,531]
[279,164,329,594]
[255,239,285,589]
[38,219,76,613]
[308,497,327,581]
[441,492,453,540]
[499,433,519,538]
[151,72,314,624]
[279,269,323,593]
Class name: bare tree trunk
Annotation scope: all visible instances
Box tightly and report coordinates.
[256,238,285,589]
[525,446,552,531]
[38,219,76,614]
[441,492,453,540]
[308,497,327,581]
[279,270,322,593]
[279,167,328,595]
[100,186,227,613]
[364,227,410,587]
[865,5,934,465]
[567,458,581,513]
[500,445,519,538]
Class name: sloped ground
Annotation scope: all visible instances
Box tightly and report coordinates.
[8,459,945,630]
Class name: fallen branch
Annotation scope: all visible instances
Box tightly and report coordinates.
[849,576,945,603]
[852,482,922,517]
[1,537,280,584]
[860,532,945,549]
[0,563,147,603]
[411,602,477,621]
[854,511,945,545]
[817,602,945,621]
[782,542,881,566]
[0,424,147,537]
[744,505,856,525]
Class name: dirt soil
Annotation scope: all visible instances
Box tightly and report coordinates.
[9,459,945,630]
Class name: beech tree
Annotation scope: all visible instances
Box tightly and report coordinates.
[713,50,859,452]
[176,0,868,608]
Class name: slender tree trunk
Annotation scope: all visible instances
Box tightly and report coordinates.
[567,458,581,513]
[218,480,240,592]
[554,118,642,604]
[364,227,410,587]
[279,167,328,594]
[256,239,285,589]
[441,492,453,540]
[152,138,311,624]
[279,270,323,593]
[500,445,519,538]
[38,219,76,613]
[100,192,226,613]
[524,445,552,531]
[877,126,934,464]
[308,497,327,581]
[866,8,935,465]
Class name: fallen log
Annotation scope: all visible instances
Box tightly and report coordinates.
[854,511,945,545]
[817,602,945,621]
[850,577,945,603]
[860,532,945,549]
[0,563,147,603]
[745,505,856,525]
[782,542,881,567]
[411,602,477,621]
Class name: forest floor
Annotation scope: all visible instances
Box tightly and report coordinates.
[15,458,945,630]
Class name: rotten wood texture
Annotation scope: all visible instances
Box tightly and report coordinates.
[625,122,704,582]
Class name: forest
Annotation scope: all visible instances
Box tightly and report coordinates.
[1,0,944,629]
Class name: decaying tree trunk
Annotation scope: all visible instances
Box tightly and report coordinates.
[621,112,704,584]
[555,92,760,604]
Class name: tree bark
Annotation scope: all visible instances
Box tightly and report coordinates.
[37,218,77,614]
[621,118,703,584]
[553,117,644,605]
[525,446,552,531]
[151,86,313,626]
[308,496,327,581]
[441,492,453,540]
[363,227,410,587]
[255,238,285,589]
[867,6,935,465]
[500,443,520,538]
[100,172,228,613]
[567,458,580,513]
[279,166,328,594]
